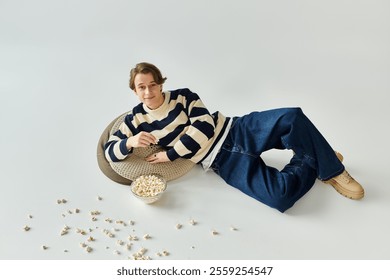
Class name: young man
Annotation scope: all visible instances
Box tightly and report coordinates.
[105,62,364,212]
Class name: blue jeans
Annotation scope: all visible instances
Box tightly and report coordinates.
[211,107,344,212]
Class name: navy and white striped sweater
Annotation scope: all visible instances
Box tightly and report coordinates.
[105,88,230,163]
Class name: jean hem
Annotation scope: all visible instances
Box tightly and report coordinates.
[318,166,345,181]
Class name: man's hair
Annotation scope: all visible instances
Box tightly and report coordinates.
[129,62,167,90]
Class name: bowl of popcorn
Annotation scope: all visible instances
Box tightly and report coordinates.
[130,174,167,204]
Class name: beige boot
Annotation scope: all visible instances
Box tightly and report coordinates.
[324,170,364,200]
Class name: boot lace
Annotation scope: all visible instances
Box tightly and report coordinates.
[340,170,353,183]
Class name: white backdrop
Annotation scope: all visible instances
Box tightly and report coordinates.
[1,0,389,260]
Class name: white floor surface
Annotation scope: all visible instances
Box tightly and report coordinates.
[1,0,390,260]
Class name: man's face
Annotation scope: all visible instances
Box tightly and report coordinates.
[134,72,164,110]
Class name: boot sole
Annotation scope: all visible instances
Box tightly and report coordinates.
[324,179,364,200]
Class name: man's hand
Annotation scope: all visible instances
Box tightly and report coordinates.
[126,132,158,149]
[145,151,170,164]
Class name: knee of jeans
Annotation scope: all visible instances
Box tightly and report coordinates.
[283,107,303,118]
[266,195,294,213]
[264,177,297,213]
[279,107,306,132]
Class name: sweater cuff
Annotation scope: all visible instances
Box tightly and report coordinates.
[166,148,180,161]
[119,139,132,155]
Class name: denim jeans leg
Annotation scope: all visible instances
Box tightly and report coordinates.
[275,107,345,180]
[211,107,343,212]
[225,108,344,180]
[212,147,317,212]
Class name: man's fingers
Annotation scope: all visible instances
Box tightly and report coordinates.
[141,132,158,144]
[146,157,157,163]
[145,152,169,164]
[145,153,161,163]
[137,133,157,147]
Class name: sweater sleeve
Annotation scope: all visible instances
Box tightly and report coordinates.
[166,90,216,161]
[104,114,136,162]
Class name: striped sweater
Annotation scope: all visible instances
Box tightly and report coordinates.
[105,88,230,164]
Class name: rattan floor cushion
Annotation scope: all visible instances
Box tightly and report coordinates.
[97,115,133,185]
[97,112,196,184]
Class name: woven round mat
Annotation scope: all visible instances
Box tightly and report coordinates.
[109,112,196,181]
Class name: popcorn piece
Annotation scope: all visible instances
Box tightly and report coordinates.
[132,248,149,260]
[87,236,95,242]
[60,226,69,236]
[162,250,169,256]
[76,228,87,235]
[128,235,139,241]
[57,198,67,204]
[102,229,115,238]
[143,234,151,240]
